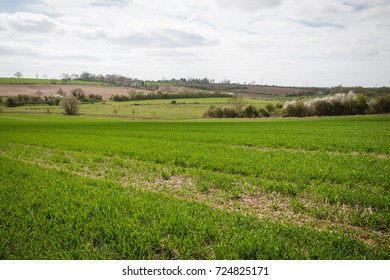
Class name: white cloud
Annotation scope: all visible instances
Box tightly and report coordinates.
[0,12,61,33]
[0,0,389,86]
[216,0,283,11]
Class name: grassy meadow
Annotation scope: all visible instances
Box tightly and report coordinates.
[1,97,276,119]
[0,113,389,259]
[0,77,106,85]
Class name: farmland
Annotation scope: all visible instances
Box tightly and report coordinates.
[1,98,277,120]
[0,114,389,259]
[0,84,138,100]
[0,77,108,86]
[0,78,316,101]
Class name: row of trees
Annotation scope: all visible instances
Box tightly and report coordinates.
[330,86,390,96]
[110,90,231,102]
[59,72,249,91]
[283,93,390,117]
[58,72,144,87]
[2,88,102,107]
[2,95,80,116]
[3,95,62,107]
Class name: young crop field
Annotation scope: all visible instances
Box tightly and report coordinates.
[0,114,389,259]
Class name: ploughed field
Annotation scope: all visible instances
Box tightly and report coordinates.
[0,114,389,259]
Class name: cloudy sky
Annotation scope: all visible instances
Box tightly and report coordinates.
[0,0,389,87]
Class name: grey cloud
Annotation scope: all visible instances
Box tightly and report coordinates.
[0,42,39,56]
[216,0,283,11]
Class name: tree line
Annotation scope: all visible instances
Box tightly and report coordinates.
[110,90,232,102]
[283,93,390,117]
[204,93,390,119]
[2,88,102,107]
[58,71,251,91]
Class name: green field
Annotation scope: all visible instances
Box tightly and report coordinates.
[0,77,107,85]
[0,114,389,259]
[1,98,276,119]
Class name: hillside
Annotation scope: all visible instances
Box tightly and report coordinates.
[0,82,318,101]
[0,84,150,101]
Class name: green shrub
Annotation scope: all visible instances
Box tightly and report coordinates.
[6,97,16,107]
[356,94,368,114]
[242,105,259,118]
[265,103,275,113]
[222,105,237,118]
[60,96,80,115]
[258,108,270,117]
[275,103,284,109]
[203,105,222,118]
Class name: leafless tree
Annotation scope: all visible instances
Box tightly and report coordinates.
[14,72,23,79]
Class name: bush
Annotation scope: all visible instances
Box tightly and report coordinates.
[60,96,80,115]
[369,95,390,114]
[203,105,238,118]
[222,105,237,118]
[356,94,368,114]
[310,99,333,116]
[265,103,275,113]
[283,99,308,117]
[283,93,374,117]
[6,97,16,107]
[258,108,270,117]
[242,105,259,118]
[16,94,31,103]
[47,97,62,106]
[204,105,221,118]
[88,94,102,102]
[71,88,85,101]
[275,103,284,109]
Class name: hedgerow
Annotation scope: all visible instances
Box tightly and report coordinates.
[283,93,390,117]
[204,93,389,119]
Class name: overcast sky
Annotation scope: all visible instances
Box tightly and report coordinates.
[0,0,389,87]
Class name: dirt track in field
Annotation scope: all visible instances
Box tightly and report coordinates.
[0,84,148,100]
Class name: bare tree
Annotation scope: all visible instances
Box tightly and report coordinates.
[228,95,244,113]
[57,88,66,97]
[14,72,23,79]
[61,73,71,84]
